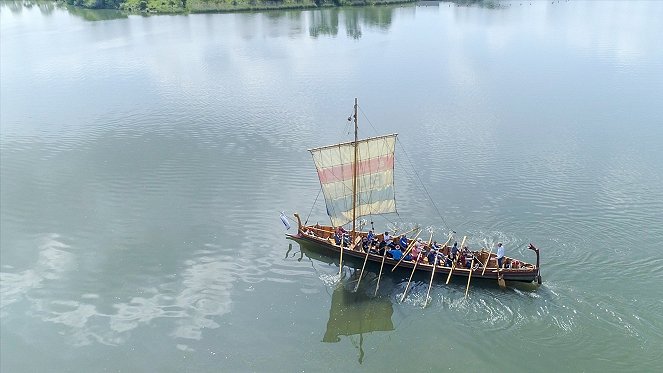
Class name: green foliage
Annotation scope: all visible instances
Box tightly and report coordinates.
[64,0,124,8]
[61,0,416,13]
[120,0,184,12]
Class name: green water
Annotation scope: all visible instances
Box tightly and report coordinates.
[1,1,662,371]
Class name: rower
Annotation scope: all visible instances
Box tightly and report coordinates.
[387,245,403,260]
[361,237,370,252]
[367,229,376,245]
[427,243,439,265]
[450,242,459,261]
[383,231,394,248]
[399,235,409,249]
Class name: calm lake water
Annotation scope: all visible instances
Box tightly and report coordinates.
[2,1,662,371]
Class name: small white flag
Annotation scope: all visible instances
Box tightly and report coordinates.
[280,212,291,230]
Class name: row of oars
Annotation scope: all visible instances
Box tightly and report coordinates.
[424,233,454,306]
[445,236,467,285]
[344,228,505,303]
[399,232,433,302]
[345,225,420,291]
[373,228,422,295]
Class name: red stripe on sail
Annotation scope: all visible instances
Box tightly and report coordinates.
[317,154,394,184]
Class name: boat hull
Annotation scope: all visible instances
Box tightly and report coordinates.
[287,232,540,284]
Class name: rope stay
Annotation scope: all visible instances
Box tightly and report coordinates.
[303,103,454,234]
[395,136,452,233]
[305,186,323,225]
[359,105,453,234]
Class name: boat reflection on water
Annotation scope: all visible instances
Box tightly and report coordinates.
[323,276,394,364]
[294,242,396,363]
[323,283,394,342]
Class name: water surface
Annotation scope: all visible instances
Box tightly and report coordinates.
[2,1,663,371]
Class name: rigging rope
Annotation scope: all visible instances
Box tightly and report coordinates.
[358,105,453,234]
[396,136,452,233]
[305,186,323,225]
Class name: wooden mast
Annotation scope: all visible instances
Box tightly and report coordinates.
[338,97,360,276]
[338,98,359,277]
[351,97,358,242]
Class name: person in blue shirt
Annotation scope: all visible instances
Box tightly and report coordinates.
[399,235,408,249]
[367,229,375,243]
[388,245,403,260]
[334,232,342,245]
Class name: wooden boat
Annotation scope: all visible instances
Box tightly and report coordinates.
[287,98,542,288]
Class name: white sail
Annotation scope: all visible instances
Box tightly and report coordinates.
[310,134,397,227]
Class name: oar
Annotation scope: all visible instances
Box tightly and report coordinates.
[421,231,434,259]
[390,229,423,272]
[400,232,432,303]
[336,228,357,276]
[497,251,507,288]
[400,252,423,302]
[497,272,506,288]
[423,254,438,308]
[440,233,454,249]
[354,247,371,291]
[472,249,488,271]
[422,230,435,271]
[445,235,467,284]
[374,248,388,296]
[306,226,333,236]
[436,232,455,260]
[464,257,475,298]
[423,233,452,307]
[425,231,434,250]
[398,225,420,237]
[352,235,362,251]
[373,225,420,296]
[481,245,494,276]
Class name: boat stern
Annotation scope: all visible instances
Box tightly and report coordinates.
[527,243,542,284]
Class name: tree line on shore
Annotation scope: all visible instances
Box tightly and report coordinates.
[59,0,416,13]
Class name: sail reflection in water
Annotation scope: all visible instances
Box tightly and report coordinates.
[323,282,394,363]
[323,285,394,343]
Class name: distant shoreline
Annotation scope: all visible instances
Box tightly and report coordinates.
[59,0,419,15]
